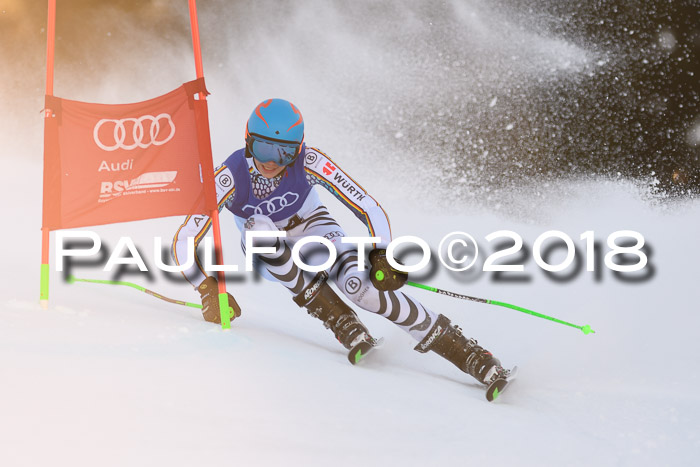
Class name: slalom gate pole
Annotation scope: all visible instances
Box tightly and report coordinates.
[68,276,202,309]
[188,0,231,329]
[405,281,595,335]
[40,0,57,310]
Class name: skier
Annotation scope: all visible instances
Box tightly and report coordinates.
[172,98,511,390]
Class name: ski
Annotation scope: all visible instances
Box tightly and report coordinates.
[348,337,384,365]
[485,366,518,402]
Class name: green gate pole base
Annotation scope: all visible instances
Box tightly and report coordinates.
[40,263,50,310]
[218,292,231,330]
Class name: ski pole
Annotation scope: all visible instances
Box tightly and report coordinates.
[405,281,595,335]
[67,276,202,309]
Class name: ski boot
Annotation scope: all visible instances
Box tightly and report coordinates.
[414,314,508,385]
[294,272,380,362]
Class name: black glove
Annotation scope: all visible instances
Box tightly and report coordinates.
[369,248,408,291]
[197,276,241,324]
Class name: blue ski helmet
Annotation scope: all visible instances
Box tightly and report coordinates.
[245,98,304,166]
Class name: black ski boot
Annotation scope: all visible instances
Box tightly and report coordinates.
[414,314,506,385]
[293,271,377,350]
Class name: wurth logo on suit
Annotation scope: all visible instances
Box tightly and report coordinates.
[305,149,370,204]
[323,162,336,176]
[331,171,366,202]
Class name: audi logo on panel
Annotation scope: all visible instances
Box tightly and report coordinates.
[242,192,300,216]
[93,113,176,151]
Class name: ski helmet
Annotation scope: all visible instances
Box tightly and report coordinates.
[245,98,304,166]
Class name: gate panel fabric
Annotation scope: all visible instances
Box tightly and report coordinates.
[42,78,216,230]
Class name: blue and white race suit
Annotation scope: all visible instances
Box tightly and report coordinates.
[172,146,437,341]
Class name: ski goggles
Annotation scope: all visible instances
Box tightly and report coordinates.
[247,135,302,166]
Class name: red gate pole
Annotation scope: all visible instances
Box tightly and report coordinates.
[188,0,232,329]
[40,0,57,309]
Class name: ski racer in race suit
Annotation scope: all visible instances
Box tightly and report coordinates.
[171,98,507,386]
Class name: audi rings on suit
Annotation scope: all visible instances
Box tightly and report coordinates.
[242,192,300,216]
[93,113,176,151]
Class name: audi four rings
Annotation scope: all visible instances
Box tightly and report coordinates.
[93,113,176,151]
[242,192,300,216]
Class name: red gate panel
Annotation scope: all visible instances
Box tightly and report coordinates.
[42,78,216,230]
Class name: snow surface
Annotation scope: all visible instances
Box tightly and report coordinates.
[2,155,699,466]
[1,1,699,466]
